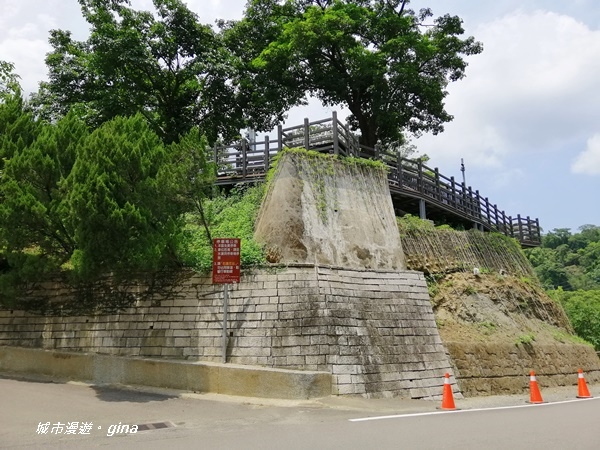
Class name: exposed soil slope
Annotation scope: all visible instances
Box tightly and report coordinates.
[428,272,600,395]
[431,272,574,346]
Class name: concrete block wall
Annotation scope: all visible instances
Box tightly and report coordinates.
[0,265,455,399]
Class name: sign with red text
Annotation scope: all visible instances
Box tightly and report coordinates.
[212,238,241,284]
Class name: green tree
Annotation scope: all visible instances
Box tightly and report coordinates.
[542,228,571,249]
[64,114,186,277]
[534,262,572,290]
[225,0,482,147]
[556,289,600,350]
[0,92,41,175]
[527,225,600,291]
[0,112,87,262]
[35,0,240,144]
[0,60,21,101]
[0,111,82,304]
[568,225,600,251]
[159,127,216,245]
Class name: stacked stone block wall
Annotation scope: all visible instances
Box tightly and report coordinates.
[446,342,600,396]
[0,265,454,399]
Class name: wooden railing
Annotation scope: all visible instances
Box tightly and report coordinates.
[213,113,541,246]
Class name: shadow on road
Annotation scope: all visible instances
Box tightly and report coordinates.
[0,373,64,384]
[90,385,178,403]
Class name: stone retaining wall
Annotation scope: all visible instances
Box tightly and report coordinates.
[446,342,600,396]
[0,265,455,399]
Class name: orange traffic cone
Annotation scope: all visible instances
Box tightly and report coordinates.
[528,370,544,404]
[577,369,592,398]
[441,373,457,410]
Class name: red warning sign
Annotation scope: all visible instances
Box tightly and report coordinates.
[212,238,241,284]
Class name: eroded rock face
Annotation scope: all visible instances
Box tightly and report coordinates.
[254,152,406,270]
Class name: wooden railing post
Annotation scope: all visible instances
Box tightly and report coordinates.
[277,124,283,151]
[517,214,524,242]
[331,111,340,156]
[434,168,440,201]
[304,118,310,151]
[466,186,473,217]
[493,204,499,231]
[417,159,423,194]
[397,155,403,186]
[241,138,248,179]
[264,135,270,172]
[450,176,457,208]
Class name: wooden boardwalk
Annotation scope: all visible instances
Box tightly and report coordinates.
[213,113,541,247]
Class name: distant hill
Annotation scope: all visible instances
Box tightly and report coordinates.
[525,225,600,291]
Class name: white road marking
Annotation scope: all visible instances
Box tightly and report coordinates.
[349,397,599,422]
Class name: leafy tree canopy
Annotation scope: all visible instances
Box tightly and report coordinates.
[0,91,41,178]
[0,60,21,101]
[552,288,600,350]
[0,111,219,306]
[34,0,241,144]
[65,114,187,276]
[526,225,600,291]
[224,0,482,147]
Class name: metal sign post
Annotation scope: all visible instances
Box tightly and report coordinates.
[212,238,241,364]
[222,284,228,364]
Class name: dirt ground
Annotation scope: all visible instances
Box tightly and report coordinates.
[429,272,581,348]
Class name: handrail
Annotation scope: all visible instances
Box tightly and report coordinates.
[213,113,541,246]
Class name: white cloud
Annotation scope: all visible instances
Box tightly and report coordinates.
[571,134,600,175]
[0,36,51,94]
[0,0,19,31]
[491,167,526,189]
[417,10,600,171]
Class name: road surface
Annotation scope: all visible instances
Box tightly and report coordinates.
[1,375,599,449]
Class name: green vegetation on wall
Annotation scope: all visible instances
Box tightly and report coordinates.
[267,148,388,224]
[177,184,266,273]
[398,215,534,278]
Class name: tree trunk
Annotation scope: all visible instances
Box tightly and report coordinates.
[357,116,378,150]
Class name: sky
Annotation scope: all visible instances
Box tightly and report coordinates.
[1,0,599,233]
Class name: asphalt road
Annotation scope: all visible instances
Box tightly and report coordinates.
[1,375,599,449]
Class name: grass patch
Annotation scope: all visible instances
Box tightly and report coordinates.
[177,184,267,273]
[515,333,536,345]
[476,321,497,335]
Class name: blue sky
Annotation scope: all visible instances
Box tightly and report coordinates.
[1,0,599,233]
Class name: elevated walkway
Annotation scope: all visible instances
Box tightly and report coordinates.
[213,113,540,247]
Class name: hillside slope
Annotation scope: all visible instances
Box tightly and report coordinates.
[400,222,600,395]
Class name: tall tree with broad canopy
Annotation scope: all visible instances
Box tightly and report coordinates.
[35,0,241,144]
[224,0,482,148]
